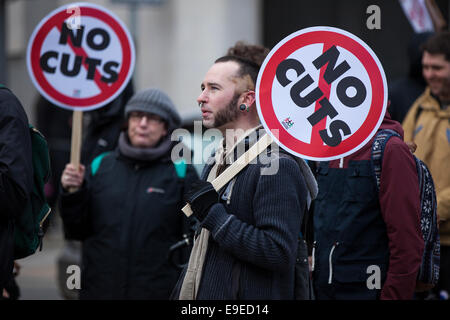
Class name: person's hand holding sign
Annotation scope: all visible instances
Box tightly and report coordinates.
[61,163,85,192]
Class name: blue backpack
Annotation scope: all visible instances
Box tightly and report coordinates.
[371,129,440,291]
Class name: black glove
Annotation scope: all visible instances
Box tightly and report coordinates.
[184,180,219,222]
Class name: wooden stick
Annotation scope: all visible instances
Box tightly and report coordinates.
[425,0,447,31]
[69,110,83,193]
[181,133,273,217]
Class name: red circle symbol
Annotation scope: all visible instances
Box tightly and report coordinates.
[27,3,135,111]
[256,27,387,161]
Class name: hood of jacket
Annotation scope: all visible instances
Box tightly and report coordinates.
[378,110,405,137]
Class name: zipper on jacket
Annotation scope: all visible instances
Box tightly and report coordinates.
[328,242,339,284]
[38,207,52,251]
[124,171,142,298]
[224,178,237,205]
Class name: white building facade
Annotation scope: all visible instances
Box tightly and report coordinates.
[4,0,262,122]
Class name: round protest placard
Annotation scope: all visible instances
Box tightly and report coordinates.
[27,2,135,111]
[256,26,388,161]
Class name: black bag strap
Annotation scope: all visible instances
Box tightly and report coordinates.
[414,105,424,124]
[370,129,401,192]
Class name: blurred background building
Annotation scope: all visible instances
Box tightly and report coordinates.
[2,0,449,122]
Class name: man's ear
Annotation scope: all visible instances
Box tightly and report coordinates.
[242,90,256,107]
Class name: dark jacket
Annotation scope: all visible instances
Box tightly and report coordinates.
[313,113,423,300]
[59,147,198,299]
[0,87,33,289]
[387,32,432,123]
[172,141,310,299]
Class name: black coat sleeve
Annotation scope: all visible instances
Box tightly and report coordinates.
[173,164,200,265]
[59,172,92,241]
[0,89,33,222]
[183,165,200,229]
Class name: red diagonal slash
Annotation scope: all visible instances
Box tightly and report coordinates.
[29,5,133,108]
[55,23,110,93]
[310,42,333,146]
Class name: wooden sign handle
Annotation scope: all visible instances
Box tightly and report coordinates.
[69,110,83,193]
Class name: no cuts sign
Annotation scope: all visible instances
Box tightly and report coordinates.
[27,2,135,111]
[256,27,388,161]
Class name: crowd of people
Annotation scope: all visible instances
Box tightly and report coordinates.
[1,31,449,300]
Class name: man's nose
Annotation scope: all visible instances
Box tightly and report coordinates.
[197,92,207,107]
[423,67,434,80]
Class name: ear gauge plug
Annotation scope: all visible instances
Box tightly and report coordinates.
[239,104,249,112]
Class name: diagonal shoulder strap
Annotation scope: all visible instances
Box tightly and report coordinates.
[370,129,401,192]
[91,151,111,176]
[182,133,273,216]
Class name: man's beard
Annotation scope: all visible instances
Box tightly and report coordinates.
[212,92,241,129]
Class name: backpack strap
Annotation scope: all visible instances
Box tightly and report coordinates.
[414,105,424,124]
[370,129,401,192]
[173,158,187,179]
[91,151,189,180]
[91,152,111,176]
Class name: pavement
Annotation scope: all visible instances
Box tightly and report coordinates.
[14,215,71,300]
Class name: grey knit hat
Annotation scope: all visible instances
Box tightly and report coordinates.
[124,88,181,132]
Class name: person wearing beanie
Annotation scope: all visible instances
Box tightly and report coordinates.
[59,88,199,300]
